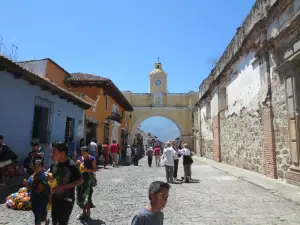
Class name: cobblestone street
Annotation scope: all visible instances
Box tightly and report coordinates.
[1,157,300,225]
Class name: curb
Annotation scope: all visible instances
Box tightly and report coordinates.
[194,156,300,205]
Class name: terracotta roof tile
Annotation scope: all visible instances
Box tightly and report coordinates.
[0,55,92,109]
[69,73,109,81]
[67,72,133,111]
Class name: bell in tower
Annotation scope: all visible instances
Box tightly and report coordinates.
[155,57,163,70]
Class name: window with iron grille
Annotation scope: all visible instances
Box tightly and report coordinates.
[65,117,75,142]
[31,97,53,143]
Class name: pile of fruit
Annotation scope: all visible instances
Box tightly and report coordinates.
[6,187,31,210]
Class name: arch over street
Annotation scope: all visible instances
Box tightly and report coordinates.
[122,60,199,148]
[130,111,183,143]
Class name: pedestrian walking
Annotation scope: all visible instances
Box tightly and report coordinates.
[131,181,170,225]
[24,139,44,176]
[24,159,51,225]
[102,141,109,168]
[172,144,180,180]
[110,140,119,167]
[50,141,83,225]
[146,147,154,167]
[0,135,17,185]
[178,143,194,183]
[154,146,161,167]
[76,146,97,220]
[88,139,98,159]
[126,145,132,165]
[133,147,139,166]
[163,141,176,183]
[97,142,103,165]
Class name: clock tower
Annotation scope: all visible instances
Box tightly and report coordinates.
[149,58,167,94]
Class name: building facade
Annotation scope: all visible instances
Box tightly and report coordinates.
[194,0,300,185]
[19,59,133,147]
[66,73,133,146]
[0,56,90,167]
[123,60,199,148]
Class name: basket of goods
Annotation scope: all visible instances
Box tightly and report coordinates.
[6,187,31,210]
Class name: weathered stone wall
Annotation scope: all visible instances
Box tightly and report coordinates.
[192,107,200,155]
[271,69,291,179]
[220,109,264,174]
[201,138,213,160]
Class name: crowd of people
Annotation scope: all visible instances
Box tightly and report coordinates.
[4,138,101,225]
[130,141,195,225]
[146,141,194,183]
[1,134,194,225]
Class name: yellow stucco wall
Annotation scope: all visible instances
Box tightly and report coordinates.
[122,91,199,147]
[122,60,199,148]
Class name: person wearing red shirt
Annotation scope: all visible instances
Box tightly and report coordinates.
[154,146,161,167]
[102,141,109,168]
[110,140,119,167]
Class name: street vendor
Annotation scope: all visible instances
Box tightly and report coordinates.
[0,135,17,186]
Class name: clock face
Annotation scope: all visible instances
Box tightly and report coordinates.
[155,80,161,86]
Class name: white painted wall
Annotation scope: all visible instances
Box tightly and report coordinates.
[211,86,219,117]
[200,103,213,140]
[0,71,85,164]
[227,52,260,115]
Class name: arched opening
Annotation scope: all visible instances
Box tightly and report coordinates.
[130,115,182,148]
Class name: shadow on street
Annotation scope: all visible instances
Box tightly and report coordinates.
[80,218,106,225]
[0,184,23,204]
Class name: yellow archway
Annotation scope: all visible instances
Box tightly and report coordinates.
[122,60,199,148]
[130,111,183,143]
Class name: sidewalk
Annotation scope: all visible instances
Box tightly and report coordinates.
[194,156,300,205]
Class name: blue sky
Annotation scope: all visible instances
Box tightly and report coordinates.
[1,0,255,141]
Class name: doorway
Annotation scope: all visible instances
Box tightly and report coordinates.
[85,122,97,145]
[32,105,50,143]
[65,117,75,142]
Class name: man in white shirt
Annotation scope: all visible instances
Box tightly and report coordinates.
[126,145,132,165]
[163,141,176,183]
[89,139,98,159]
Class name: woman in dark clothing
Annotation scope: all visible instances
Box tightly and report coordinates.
[24,159,50,225]
[178,143,194,183]
[0,135,18,185]
[76,146,97,220]
[132,147,139,166]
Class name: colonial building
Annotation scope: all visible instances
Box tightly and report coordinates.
[0,55,91,166]
[193,0,300,185]
[19,59,133,147]
[66,73,133,146]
